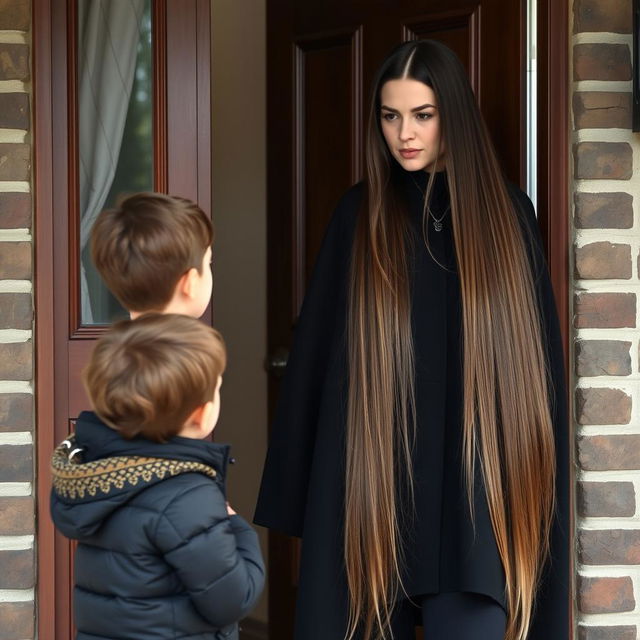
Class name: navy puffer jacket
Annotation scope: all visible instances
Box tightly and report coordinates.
[50,411,265,640]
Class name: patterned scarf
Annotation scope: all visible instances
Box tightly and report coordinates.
[51,434,218,501]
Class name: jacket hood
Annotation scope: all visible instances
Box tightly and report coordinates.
[50,411,231,538]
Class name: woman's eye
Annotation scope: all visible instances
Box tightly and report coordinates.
[416,112,432,121]
[382,112,397,121]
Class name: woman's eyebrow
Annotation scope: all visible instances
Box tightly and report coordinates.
[380,103,437,113]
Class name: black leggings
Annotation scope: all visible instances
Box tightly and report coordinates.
[390,592,507,640]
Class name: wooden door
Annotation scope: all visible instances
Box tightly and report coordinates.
[266,0,526,637]
[34,1,211,638]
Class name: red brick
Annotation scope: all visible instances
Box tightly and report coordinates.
[0,0,30,31]
[574,192,633,229]
[0,342,32,380]
[574,0,632,34]
[580,529,640,564]
[0,497,34,534]
[574,142,632,180]
[575,242,631,279]
[578,434,640,470]
[574,292,635,328]
[578,626,637,640]
[574,43,632,81]
[0,144,29,181]
[0,94,29,130]
[573,92,632,129]
[575,340,631,376]
[0,43,29,81]
[577,575,634,613]
[0,193,31,229]
[576,387,631,424]
[0,293,31,329]
[0,242,31,279]
[578,481,635,517]
[0,549,34,588]
[0,394,32,431]
[0,445,32,482]
[0,601,34,640]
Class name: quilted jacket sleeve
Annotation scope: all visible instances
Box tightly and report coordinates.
[154,478,265,628]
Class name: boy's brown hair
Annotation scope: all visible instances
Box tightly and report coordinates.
[83,313,226,442]
[91,193,213,312]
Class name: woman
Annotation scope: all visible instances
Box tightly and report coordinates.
[255,40,568,640]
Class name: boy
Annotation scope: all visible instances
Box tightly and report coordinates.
[50,313,265,640]
[91,192,213,318]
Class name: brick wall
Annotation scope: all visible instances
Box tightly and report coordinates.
[573,0,640,637]
[0,1,34,639]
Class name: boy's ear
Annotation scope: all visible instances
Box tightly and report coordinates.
[176,267,199,300]
[184,401,214,435]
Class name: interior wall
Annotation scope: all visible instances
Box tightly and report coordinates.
[211,0,268,624]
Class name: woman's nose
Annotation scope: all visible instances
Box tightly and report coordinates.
[399,119,414,141]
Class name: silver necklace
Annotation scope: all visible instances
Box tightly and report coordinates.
[410,175,450,232]
[429,205,450,231]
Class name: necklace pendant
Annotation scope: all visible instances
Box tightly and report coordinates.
[433,220,443,232]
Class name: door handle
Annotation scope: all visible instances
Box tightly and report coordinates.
[266,347,289,378]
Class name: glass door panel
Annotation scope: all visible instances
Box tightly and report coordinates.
[77,0,154,325]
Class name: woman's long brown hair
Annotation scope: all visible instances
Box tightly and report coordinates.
[345,40,555,640]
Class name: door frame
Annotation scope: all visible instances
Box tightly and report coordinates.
[537,0,573,630]
[33,1,211,637]
[538,0,570,364]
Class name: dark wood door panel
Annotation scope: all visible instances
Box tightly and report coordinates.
[67,341,93,420]
[288,1,523,182]
[401,7,481,92]
[295,27,362,301]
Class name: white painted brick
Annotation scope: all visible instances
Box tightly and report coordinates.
[576,180,639,193]
[0,32,28,45]
[0,281,32,293]
[0,433,31,445]
[575,130,638,144]
[574,80,633,92]
[0,330,31,343]
[0,231,31,242]
[0,130,27,144]
[0,536,33,551]
[0,589,34,602]
[0,382,32,394]
[0,182,30,193]
[573,33,633,46]
[0,483,31,497]
[0,80,28,93]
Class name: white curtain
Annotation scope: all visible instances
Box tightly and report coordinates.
[78,0,145,323]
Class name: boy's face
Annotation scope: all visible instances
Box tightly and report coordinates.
[192,246,213,318]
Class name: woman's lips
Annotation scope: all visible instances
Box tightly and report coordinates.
[399,149,420,158]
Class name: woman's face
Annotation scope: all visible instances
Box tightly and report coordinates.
[379,78,444,172]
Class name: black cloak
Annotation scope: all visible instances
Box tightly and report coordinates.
[254,169,569,639]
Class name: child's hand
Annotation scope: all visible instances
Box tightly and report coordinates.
[226,502,237,516]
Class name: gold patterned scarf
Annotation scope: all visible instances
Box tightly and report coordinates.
[51,434,218,501]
